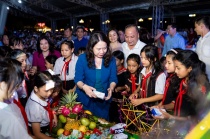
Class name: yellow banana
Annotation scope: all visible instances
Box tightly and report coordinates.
[84,110,92,115]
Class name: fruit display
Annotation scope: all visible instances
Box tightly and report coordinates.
[52,92,119,139]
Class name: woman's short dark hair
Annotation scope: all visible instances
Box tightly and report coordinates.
[86,31,111,68]
[108,29,120,42]
[37,36,55,56]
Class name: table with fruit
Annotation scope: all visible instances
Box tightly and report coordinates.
[51,92,126,139]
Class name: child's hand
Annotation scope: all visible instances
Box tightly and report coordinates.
[159,109,171,119]
[150,104,163,110]
[129,93,138,100]
[62,88,68,94]
[130,98,145,106]
[153,109,171,119]
[125,85,130,92]
[114,87,120,93]
[53,114,58,127]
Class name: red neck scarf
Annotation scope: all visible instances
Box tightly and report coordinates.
[13,99,29,133]
[174,79,187,116]
[130,74,137,93]
[117,67,126,75]
[141,72,152,98]
[162,74,174,104]
[43,102,54,132]
[23,71,29,97]
[61,59,71,88]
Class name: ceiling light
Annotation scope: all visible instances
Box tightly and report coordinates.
[7,7,9,10]
[138,18,143,22]
[148,17,152,20]
[105,20,110,24]
[90,28,94,32]
[18,0,22,3]
[79,19,84,23]
[189,14,196,17]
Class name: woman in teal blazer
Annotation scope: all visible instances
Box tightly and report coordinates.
[74,31,118,120]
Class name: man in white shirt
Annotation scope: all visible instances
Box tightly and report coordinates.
[122,24,146,67]
[195,16,210,81]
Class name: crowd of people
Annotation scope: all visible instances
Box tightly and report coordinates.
[0,16,210,138]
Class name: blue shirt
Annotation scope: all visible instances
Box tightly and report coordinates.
[73,37,88,54]
[162,33,185,56]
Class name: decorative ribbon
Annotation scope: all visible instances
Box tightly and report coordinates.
[140,72,152,98]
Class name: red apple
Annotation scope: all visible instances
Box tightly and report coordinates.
[63,130,70,136]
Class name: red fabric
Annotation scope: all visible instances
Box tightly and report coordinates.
[162,74,174,104]
[140,72,152,98]
[61,59,71,88]
[159,35,165,46]
[130,74,137,93]
[13,99,29,133]
[174,79,187,116]
[200,86,206,95]
[23,71,29,97]
[43,102,54,132]
[117,66,126,75]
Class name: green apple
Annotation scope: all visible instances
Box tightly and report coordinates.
[80,117,90,126]
[89,121,96,130]
[93,116,98,122]
[59,114,67,123]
